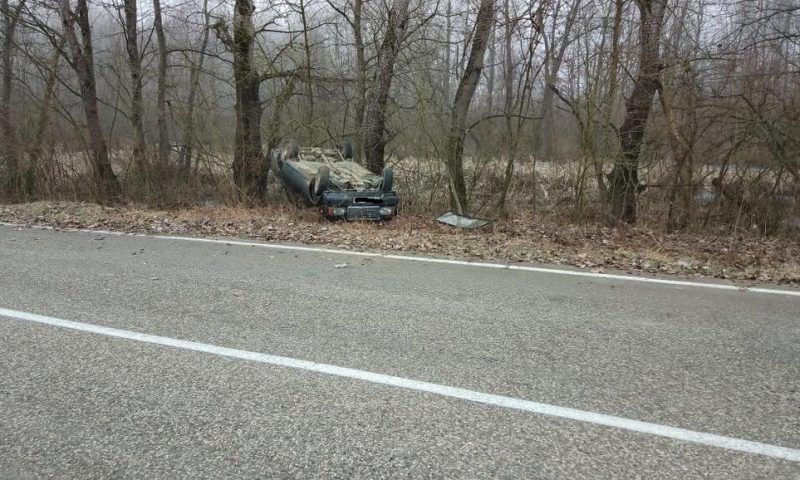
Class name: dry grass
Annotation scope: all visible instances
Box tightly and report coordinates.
[389,156,800,237]
[5,151,798,285]
[19,149,799,237]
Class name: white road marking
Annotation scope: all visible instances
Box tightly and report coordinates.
[2,307,799,462]
[2,222,799,297]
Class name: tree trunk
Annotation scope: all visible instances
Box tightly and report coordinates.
[122,0,146,172]
[496,0,515,213]
[597,0,623,211]
[0,0,23,199]
[607,0,666,224]
[231,0,265,199]
[442,0,452,104]
[299,0,314,130]
[351,0,367,162]
[153,0,170,165]
[445,0,495,215]
[363,0,410,174]
[59,0,120,202]
[178,0,210,174]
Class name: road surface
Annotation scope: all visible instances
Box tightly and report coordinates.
[1,225,799,478]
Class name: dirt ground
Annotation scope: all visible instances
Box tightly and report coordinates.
[2,201,799,285]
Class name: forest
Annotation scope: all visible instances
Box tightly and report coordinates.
[1,0,799,235]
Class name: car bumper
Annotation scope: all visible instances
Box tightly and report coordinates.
[321,191,399,220]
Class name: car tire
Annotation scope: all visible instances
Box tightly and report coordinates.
[270,149,283,174]
[381,167,394,192]
[307,165,329,205]
[313,166,330,196]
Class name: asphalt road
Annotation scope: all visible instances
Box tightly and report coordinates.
[1,225,799,479]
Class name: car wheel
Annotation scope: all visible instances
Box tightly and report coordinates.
[307,165,330,205]
[270,149,284,174]
[314,166,330,196]
[381,167,394,192]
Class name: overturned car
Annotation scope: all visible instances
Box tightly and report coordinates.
[270,142,398,221]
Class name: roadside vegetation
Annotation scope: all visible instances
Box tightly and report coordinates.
[1,0,798,280]
[3,201,800,284]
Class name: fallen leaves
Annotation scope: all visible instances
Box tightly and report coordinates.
[2,201,799,285]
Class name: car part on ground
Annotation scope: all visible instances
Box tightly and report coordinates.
[436,211,493,229]
[271,141,399,221]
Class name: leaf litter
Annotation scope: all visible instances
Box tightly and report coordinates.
[2,201,798,285]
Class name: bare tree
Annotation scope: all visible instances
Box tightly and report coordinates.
[445,0,495,214]
[296,0,314,128]
[178,0,211,174]
[537,0,581,163]
[153,0,169,165]
[0,0,25,199]
[326,0,368,159]
[363,0,410,173]
[2,0,796,234]
[351,0,367,159]
[496,0,542,213]
[607,0,667,223]
[59,0,120,201]
[214,0,266,199]
[119,0,146,170]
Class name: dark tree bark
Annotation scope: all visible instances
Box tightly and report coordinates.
[0,0,24,199]
[442,0,453,102]
[607,0,667,224]
[363,0,410,174]
[352,0,367,161]
[444,0,495,214]
[496,0,515,213]
[59,0,120,201]
[595,0,623,211]
[298,0,314,128]
[215,0,266,199]
[153,0,170,165]
[121,0,146,170]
